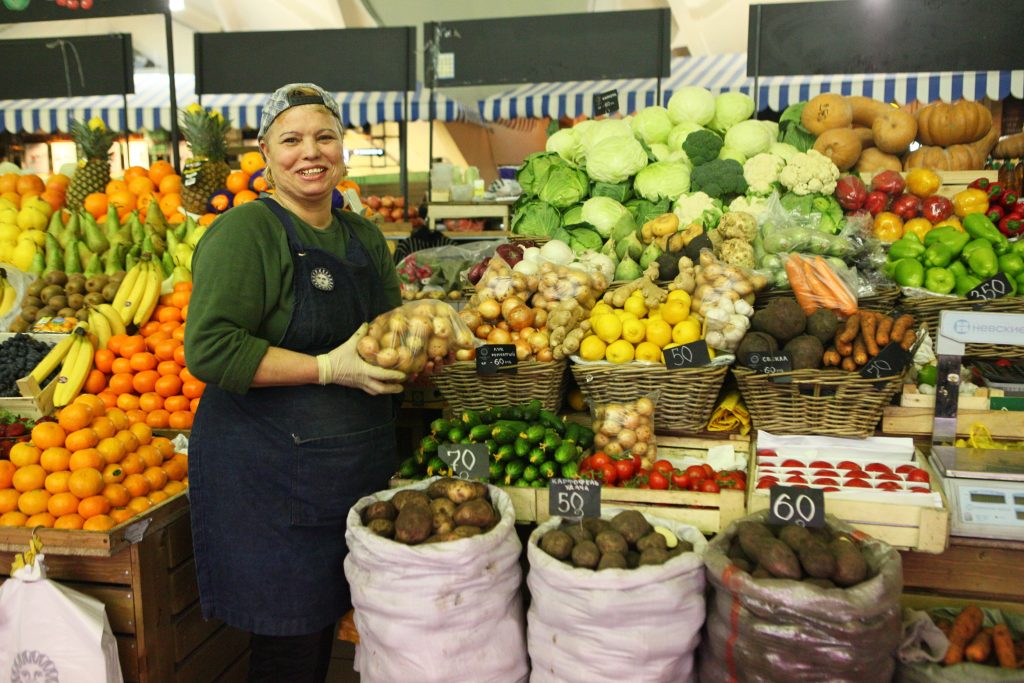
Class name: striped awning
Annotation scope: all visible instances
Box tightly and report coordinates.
[478,53,1024,120]
[0,73,465,134]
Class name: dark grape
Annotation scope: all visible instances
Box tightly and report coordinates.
[0,333,56,397]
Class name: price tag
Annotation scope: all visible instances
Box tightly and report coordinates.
[548,478,601,519]
[966,272,1014,301]
[182,160,202,188]
[768,485,825,528]
[476,344,517,375]
[438,443,489,480]
[664,340,711,369]
[859,342,911,380]
[592,90,620,116]
[745,352,792,383]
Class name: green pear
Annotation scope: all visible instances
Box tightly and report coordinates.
[144,198,168,238]
[172,266,192,285]
[46,208,64,239]
[44,234,63,275]
[84,217,109,257]
[173,221,188,242]
[104,204,121,242]
[161,251,175,278]
[127,212,144,245]
[103,243,125,275]
[63,239,83,274]
[57,211,79,249]
[29,250,45,277]
[84,253,103,277]
[125,250,139,273]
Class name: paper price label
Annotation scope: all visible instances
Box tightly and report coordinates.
[476,344,517,375]
[768,485,825,528]
[549,478,601,519]
[438,443,489,480]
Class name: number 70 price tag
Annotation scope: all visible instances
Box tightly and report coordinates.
[438,443,489,480]
[768,485,825,528]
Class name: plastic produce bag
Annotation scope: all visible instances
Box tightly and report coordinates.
[590,394,658,468]
[699,510,903,683]
[355,300,477,374]
[0,263,34,331]
[526,511,708,683]
[692,251,766,352]
[0,540,123,683]
[344,478,528,683]
[897,607,1024,682]
[396,242,494,298]
[783,252,859,317]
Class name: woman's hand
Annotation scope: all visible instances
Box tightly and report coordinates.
[317,324,406,395]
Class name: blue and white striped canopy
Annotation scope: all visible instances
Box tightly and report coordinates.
[0,73,465,133]
[478,53,1024,120]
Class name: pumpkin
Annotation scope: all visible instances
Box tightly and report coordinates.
[872,110,917,154]
[813,127,861,171]
[801,93,853,135]
[847,96,890,126]
[916,100,993,147]
[855,148,902,174]
[851,126,876,148]
[904,127,1000,171]
[993,132,1024,159]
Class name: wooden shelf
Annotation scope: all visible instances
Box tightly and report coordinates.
[427,201,512,230]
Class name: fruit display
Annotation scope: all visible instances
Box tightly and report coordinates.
[0,334,55,397]
[48,325,94,408]
[0,398,188,530]
[926,605,1023,670]
[589,396,656,466]
[9,270,125,334]
[355,300,476,375]
[178,104,233,215]
[361,193,421,226]
[203,151,268,217]
[0,411,35,460]
[537,510,692,570]
[358,477,498,544]
[65,118,119,210]
[0,172,69,272]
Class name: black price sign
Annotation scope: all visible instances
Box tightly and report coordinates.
[746,352,792,383]
[182,160,202,188]
[859,342,911,380]
[549,478,601,519]
[966,272,1014,301]
[592,89,620,116]
[664,340,712,369]
[438,443,489,480]
[476,344,517,375]
[768,485,825,528]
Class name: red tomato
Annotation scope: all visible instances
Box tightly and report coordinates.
[909,487,931,493]
[781,459,805,468]
[875,472,901,481]
[614,458,635,482]
[590,452,611,469]
[895,464,918,474]
[906,468,930,483]
[688,479,703,491]
[653,459,675,475]
[837,461,862,471]
[649,470,669,490]
[756,479,776,489]
[812,477,839,486]
[812,469,838,477]
[843,479,872,488]
[845,470,870,479]
[756,448,777,457]
[865,463,893,473]
[579,456,593,472]
[701,463,715,478]
[822,486,840,492]
[597,463,617,485]
[700,479,720,493]
[809,460,833,468]
[671,471,691,489]
[632,453,643,473]
[685,465,706,481]
[876,481,902,491]
[785,475,807,484]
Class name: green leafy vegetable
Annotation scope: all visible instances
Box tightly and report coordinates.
[511,200,561,237]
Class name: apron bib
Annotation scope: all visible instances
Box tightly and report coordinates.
[189,198,396,636]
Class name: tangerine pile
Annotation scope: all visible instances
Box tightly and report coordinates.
[0,395,188,530]
[83,282,204,429]
[82,162,185,224]
[201,152,267,225]
[0,171,68,214]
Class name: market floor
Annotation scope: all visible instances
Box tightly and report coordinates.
[326,640,359,682]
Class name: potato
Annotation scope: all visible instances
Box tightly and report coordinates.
[430,498,457,517]
[639,547,670,566]
[446,479,488,505]
[610,510,652,544]
[394,504,433,544]
[432,512,455,536]
[582,518,613,537]
[367,518,394,538]
[362,501,397,525]
[391,490,431,512]
[423,532,461,544]
[427,478,459,499]
[597,551,628,570]
[540,530,574,560]
[453,525,482,539]
[561,523,593,544]
[594,530,628,555]
[571,540,601,569]
[626,550,641,569]
[636,532,668,553]
[453,499,496,528]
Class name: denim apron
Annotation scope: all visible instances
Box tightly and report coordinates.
[189,198,397,636]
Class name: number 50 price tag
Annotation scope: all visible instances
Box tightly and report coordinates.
[768,485,825,528]
[548,478,601,519]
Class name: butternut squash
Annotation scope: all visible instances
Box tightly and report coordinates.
[847,96,890,126]
[801,93,853,135]
[872,109,917,154]
[855,148,902,174]
[813,127,861,171]
[851,126,876,149]
[916,100,992,146]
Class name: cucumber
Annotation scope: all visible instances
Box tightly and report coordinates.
[461,410,482,428]
[523,465,539,482]
[522,424,545,445]
[396,457,419,479]
[426,456,449,477]
[539,410,565,435]
[429,418,450,436]
[553,442,577,465]
[577,425,595,449]
[560,461,580,479]
[522,399,542,421]
[530,479,545,488]
[495,405,524,421]
[447,426,467,443]
[469,424,492,442]
[564,421,581,444]
[478,408,497,424]
[491,425,516,445]
[543,430,562,452]
[513,478,531,488]
[495,444,515,462]
[528,447,546,465]
[514,437,532,459]
[488,461,504,482]
[484,439,499,455]
[504,460,525,486]
[413,448,428,466]
[419,435,440,453]
[538,461,558,480]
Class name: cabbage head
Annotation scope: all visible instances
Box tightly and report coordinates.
[516,152,562,197]
[708,91,756,134]
[586,136,649,184]
[545,128,582,166]
[561,204,584,227]
[630,106,673,146]
[580,118,634,153]
[665,122,705,153]
[718,147,747,164]
[581,196,635,240]
[537,164,589,209]
[724,119,773,159]
[633,161,691,202]
[667,86,716,125]
[511,200,561,237]
[769,141,800,163]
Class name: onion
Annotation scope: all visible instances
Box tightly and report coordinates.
[533,308,548,329]
[477,299,501,321]
[507,305,535,331]
[496,321,509,331]
[356,335,379,361]
[460,309,483,331]
[487,327,512,345]
[529,332,549,352]
[475,324,493,339]
[514,339,532,361]
[455,348,475,361]
[376,348,398,368]
[535,347,553,362]
[454,329,475,347]
[501,296,525,320]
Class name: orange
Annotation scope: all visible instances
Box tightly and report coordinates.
[163,395,190,413]
[105,179,129,194]
[139,321,163,338]
[69,448,103,471]
[139,392,164,412]
[225,170,251,195]
[97,437,127,464]
[31,422,66,450]
[148,490,169,504]
[129,422,153,446]
[133,370,159,394]
[157,360,182,377]
[111,357,132,375]
[0,173,17,194]
[119,335,146,359]
[127,176,155,196]
[148,160,174,185]
[143,466,168,491]
[170,452,188,472]
[137,444,163,468]
[158,173,182,194]
[58,403,94,432]
[106,407,129,431]
[190,398,200,413]
[173,345,187,367]
[40,447,71,473]
[108,189,137,217]
[26,512,56,528]
[91,416,116,440]
[126,409,148,425]
[163,480,187,496]
[172,325,187,342]
[145,410,170,429]
[84,192,109,219]
[46,173,71,192]
[9,443,41,467]
[74,393,106,417]
[0,461,13,489]
[12,464,46,492]
[54,513,85,529]
[48,492,81,517]
[16,173,44,195]
[18,489,51,516]
[127,496,152,514]
[97,391,118,409]
[154,375,182,398]
[162,459,186,482]
[116,393,140,411]
[144,330,171,351]
[68,467,104,498]
[123,165,149,183]
[0,511,27,527]
[182,379,205,400]
[101,483,130,507]
[123,474,150,498]
[83,514,115,531]
[158,192,182,218]
[95,348,116,374]
[109,374,136,396]
[110,508,133,524]
[120,453,144,476]
[78,495,111,519]
[0,489,20,513]
[151,437,174,460]
[129,351,158,372]
[156,306,183,325]
[240,151,266,175]
[233,190,258,206]
[170,290,191,309]
[39,190,65,213]
[102,463,125,484]
[65,428,99,452]
[168,411,194,430]
[107,334,129,357]
[44,471,71,494]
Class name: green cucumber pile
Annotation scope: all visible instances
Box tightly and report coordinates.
[398,399,595,487]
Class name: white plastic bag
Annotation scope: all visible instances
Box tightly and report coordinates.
[0,263,33,331]
[526,509,708,683]
[344,479,528,683]
[0,551,123,683]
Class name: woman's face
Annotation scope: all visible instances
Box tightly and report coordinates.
[260,106,344,205]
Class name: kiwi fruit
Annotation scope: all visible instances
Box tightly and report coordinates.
[47,294,68,310]
[44,271,68,286]
[22,295,42,309]
[40,284,63,301]
[57,307,77,318]
[101,283,119,302]
[9,318,30,333]
[85,275,109,292]
[27,280,46,297]
[110,270,127,284]
[64,280,86,296]
[37,306,57,319]
[75,307,90,319]
[84,292,106,307]
[66,292,85,309]
[20,306,40,323]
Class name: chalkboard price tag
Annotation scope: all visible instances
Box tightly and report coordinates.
[548,478,601,519]
[745,352,792,383]
[182,160,202,188]
[859,342,911,381]
[664,340,711,369]
[592,89,620,116]
[438,443,490,480]
[476,344,518,375]
[768,485,825,528]
[966,272,1014,301]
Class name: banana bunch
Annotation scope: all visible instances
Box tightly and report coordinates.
[111,257,163,327]
[0,268,17,318]
[52,326,95,407]
[86,302,126,350]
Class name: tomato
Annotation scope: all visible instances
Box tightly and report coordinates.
[876,481,902,490]
[632,453,643,473]
[822,487,840,492]
[756,479,776,489]
[688,478,703,491]
[845,470,870,479]
[653,459,674,475]
[843,478,872,488]
[648,470,669,490]
[701,463,715,478]
[895,464,918,475]
[909,487,931,493]
[671,471,691,489]
[596,463,617,486]
[699,479,720,493]
[685,465,706,481]
[613,458,635,482]
[837,461,861,471]
[906,468,930,483]
[865,463,892,473]
[812,477,838,486]
[579,456,593,472]
[875,472,901,481]
[781,459,805,468]
[809,460,833,469]
[756,448,777,457]
[590,452,611,469]
[812,469,838,477]
[785,475,807,484]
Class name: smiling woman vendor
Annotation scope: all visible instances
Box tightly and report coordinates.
[184,83,404,683]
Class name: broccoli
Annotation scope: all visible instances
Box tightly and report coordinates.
[690,159,748,200]
[682,130,724,167]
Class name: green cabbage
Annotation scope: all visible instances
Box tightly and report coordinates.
[769,141,801,163]
[537,164,589,208]
[511,200,561,237]
[561,204,584,227]
[626,197,671,226]
[633,161,691,202]
[582,196,635,240]
[591,181,632,203]
[585,136,649,184]
[718,146,747,164]
[630,106,673,146]
[516,152,562,197]
[709,92,755,134]
[667,86,716,125]
[580,118,634,153]
[724,119,773,159]
[545,128,582,165]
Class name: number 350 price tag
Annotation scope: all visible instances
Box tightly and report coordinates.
[768,485,825,528]
[548,478,601,519]
[438,443,489,480]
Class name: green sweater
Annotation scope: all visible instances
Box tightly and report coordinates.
[184,201,401,394]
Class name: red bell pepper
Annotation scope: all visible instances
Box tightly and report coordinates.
[871,170,906,196]
[891,194,921,221]
[998,213,1024,237]
[969,177,994,191]
[835,175,868,211]
[864,191,891,216]
[987,205,1006,223]
[921,195,954,223]
[983,182,1005,201]
[998,188,1020,209]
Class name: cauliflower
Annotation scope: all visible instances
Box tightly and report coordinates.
[672,191,723,229]
[728,194,771,218]
[778,149,841,196]
[743,152,786,196]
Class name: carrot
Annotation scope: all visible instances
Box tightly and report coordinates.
[823,347,841,367]
[945,605,984,665]
[966,629,993,663]
[853,336,868,366]
[860,312,880,356]
[891,314,914,342]
[991,624,1017,668]
[841,356,857,372]
[900,329,917,351]
[812,256,858,316]
[785,255,818,315]
[838,314,861,344]
[876,315,894,346]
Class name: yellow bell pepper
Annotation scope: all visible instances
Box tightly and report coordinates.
[932,215,963,231]
[902,217,933,242]
[906,168,941,198]
[873,211,904,243]
[952,188,989,217]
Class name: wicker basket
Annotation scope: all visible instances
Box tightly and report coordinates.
[571,362,729,432]
[755,285,901,311]
[899,295,1024,359]
[433,359,568,412]
[508,233,549,246]
[733,366,902,437]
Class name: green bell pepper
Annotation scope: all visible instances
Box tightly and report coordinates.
[923,225,970,256]
[948,260,968,279]
[888,235,926,261]
[917,364,938,387]
[924,267,956,294]
[893,258,925,288]
[962,238,993,261]
[963,213,1010,254]
[966,242,998,279]
[998,252,1024,277]
[1013,239,1024,259]
[955,273,983,297]
[922,242,955,268]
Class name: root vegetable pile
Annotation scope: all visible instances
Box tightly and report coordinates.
[356,300,476,374]
[361,478,499,545]
[727,521,870,588]
[539,510,693,570]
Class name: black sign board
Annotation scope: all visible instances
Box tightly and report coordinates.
[438,443,489,480]
[476,344,517,375]
[0,34,133,99]
[860,343,911,380]
[549,478,601,519]
[746,352,792,383]
[592,90,620,116]
[768,485,825,528]
[665,340,712,369]
[966,273,1014,301]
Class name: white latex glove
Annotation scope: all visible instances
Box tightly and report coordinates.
[316,323,406,395]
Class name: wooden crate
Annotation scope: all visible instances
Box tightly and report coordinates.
[858,169,997,198]
[882,405,1024,439]
[0,497,249,682]
[900,537,1024,606]
[900,385,1000,411]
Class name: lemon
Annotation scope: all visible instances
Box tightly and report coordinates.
[623,294,647,318]
[621,318,646,344]
[0,223,19,243]
[645,319,672,348]
[605,339,635,363]
[667,289,691,304]
[11,241,35,272]
[672,319,701,345]
[590,302,614,318]
[19,229,45,247]
[0,208,16,224]
[592,314,623,343]
[579,335,607,361]
[647,309,662,321]
[0,198,17,213]
[635,341,662,363]
[661,299,690,325]
[16,207,46,231]
[21,197,52,218]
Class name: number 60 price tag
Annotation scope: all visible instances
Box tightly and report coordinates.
[768,485,825,528]
[548,478,601,519]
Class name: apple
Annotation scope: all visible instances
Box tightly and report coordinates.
[812,469,838,477]
[407,206,420,219]
[845,470,870,479]
[837,461,862,471]
[390,208,405,222]
[365,195,382,210]
[844,479,872,488]
[381,195,395,208]
[394,196,405,208]
[812,477,839,486]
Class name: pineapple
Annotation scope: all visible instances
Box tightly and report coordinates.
[179,104,232,214]
[66,117,118,210]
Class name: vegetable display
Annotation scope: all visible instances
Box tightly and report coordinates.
[359,478,498,545]
[538,510,691,569]
[355,300,477,375]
